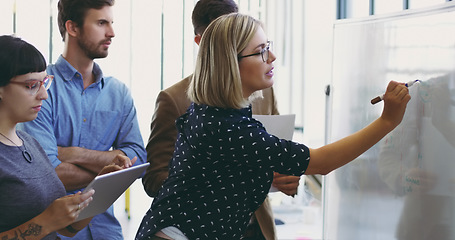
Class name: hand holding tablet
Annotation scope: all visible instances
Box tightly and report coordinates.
[75,162,150,221]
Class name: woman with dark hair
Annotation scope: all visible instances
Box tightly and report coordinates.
[0,35,134,240]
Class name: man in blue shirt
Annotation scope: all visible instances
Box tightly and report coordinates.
[19,0,146,239]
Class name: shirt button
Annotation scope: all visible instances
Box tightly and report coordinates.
[83,118,87,122]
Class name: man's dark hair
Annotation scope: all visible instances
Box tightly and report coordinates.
[57,0,115,41]
[192,0,238,35]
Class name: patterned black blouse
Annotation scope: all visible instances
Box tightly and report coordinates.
[136,103,310,240]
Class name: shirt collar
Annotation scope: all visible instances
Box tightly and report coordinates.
[193,103,253,118]
[55,55,105,89]
[243,105,253,117]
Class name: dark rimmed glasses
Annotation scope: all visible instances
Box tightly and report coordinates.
[238,41,273,62]
[10,75,54,95]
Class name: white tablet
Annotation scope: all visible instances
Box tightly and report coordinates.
[76,162,150,221]
[252,114,295,140]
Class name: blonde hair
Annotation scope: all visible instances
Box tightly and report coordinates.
[188,13,263,109]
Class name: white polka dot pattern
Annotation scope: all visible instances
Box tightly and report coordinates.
[135,103,310,240]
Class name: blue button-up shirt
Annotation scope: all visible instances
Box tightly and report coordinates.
[19,55,146,240]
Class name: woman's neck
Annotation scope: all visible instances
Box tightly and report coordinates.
[0,123,20,146]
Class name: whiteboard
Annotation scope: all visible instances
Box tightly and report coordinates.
[325,3,455,240]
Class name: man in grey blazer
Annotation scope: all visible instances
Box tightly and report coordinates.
[142,0,300,239]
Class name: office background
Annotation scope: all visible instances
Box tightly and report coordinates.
[0,0,452,239]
